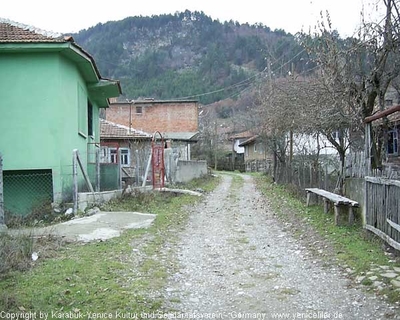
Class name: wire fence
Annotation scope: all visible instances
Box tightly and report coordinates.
[0,142,204,224]
[0,154,59,225]
[0,143,162,223]
[245,156,340,197]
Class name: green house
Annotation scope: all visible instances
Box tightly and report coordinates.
[0,20,122,216]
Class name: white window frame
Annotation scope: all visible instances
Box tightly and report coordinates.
[109,148,118,164]
[100,146,109,163]
[100,147,131,166]
[120,148,130,167]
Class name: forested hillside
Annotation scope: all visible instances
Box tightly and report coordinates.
[73,10,313,104]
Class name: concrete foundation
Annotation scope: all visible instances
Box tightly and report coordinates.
[78,189,123,212]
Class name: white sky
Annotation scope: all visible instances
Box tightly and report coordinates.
[2,0,383,37]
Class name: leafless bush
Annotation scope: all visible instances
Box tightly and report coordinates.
[0,231,33,274]
[0,229,65,277]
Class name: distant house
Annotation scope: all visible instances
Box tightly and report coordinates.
[105,99,199,160]
[100,119,152,185]
[0,19,121,215]
[229,130,254,155]
[239,135,270,163]
[228,130,254,170]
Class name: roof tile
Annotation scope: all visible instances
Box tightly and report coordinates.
[0,18,64,42]
[100,119,152,139]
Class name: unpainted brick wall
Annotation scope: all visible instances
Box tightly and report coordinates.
[106,102,198,133]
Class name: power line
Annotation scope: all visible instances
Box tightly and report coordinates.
[174,67,268,100]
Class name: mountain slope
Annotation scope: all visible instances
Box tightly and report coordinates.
[73,10,311,104]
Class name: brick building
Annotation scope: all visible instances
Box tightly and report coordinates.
[106,99,199,134]
[105,99,199,160]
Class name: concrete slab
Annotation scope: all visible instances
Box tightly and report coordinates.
[12,211,156,243]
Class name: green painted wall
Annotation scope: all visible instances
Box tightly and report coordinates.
[0,52,102,206]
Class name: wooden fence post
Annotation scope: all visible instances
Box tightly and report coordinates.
[365,122,372,176]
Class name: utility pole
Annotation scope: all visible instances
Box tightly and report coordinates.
[289,62,294,166]
[214,120,218,171]
[267,57,278,180]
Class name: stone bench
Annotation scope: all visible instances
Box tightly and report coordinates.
[305,188,359,226]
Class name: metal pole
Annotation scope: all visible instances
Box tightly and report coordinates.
[95,148,100,192]
[72,149,78,214]
[118,148,123,190]
[0,153,6,230]
[135,150,140,186]
[142,153,152,188]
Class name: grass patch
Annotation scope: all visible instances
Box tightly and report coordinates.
[237,237,250,245]
[0,232,34,274]
[227,173,244,200]
[0,175,220,314]
[361,278,374,286]
[170,174,220,193]
[253,272,279,280]
[277,287,299,296]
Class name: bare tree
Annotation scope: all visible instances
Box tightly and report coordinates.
[300,0,400,171]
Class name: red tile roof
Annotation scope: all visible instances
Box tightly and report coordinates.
[0,19,122,98]
[100,119,152,139]
[0,19,65,42]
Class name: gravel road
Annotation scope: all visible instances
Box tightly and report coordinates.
[162,173,399,319]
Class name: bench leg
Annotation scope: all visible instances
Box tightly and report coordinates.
[348,206,355,226]
[323,199,330,214]
[306,192,317,206]
[334,204,349,226]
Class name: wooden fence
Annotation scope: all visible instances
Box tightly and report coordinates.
[365,176,400,250]
[245,160,272,173]
[346,151,400,179]
[346,151,366,178]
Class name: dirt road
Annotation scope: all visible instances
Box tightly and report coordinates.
[162,174,398,319]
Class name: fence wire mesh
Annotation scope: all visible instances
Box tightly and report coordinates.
[2,169,54,224]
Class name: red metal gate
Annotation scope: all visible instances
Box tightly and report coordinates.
[151,131,165,189]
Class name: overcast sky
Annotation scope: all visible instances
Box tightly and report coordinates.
[2,0,383,37]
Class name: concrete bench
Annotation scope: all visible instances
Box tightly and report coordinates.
[305,188,359,226]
